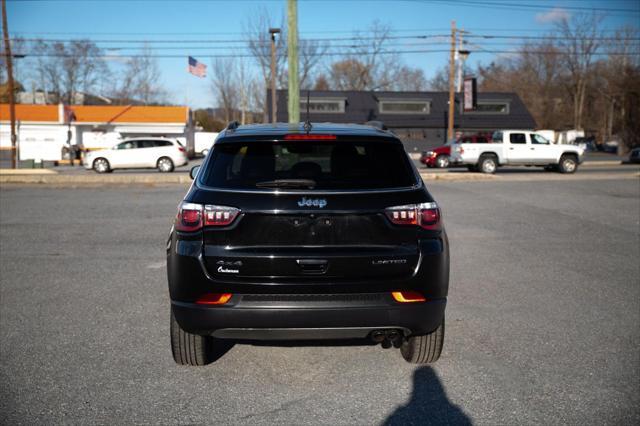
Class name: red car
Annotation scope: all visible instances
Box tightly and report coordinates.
[420,134,491,168]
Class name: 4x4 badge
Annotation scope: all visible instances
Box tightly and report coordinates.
[298,197,327,208]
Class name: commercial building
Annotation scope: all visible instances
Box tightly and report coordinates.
[269,90,537,152]
[0,104,194,162]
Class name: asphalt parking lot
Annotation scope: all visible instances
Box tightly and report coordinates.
[1,178,638,424]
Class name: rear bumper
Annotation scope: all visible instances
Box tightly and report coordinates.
[172,295,446,339]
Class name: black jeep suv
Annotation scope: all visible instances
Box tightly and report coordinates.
[167,123,449,365]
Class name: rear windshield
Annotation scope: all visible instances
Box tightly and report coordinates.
[200,141,417,190]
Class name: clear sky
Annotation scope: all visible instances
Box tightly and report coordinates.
[6,0,640,109]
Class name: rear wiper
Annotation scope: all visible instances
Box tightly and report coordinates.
[255,179,316,189]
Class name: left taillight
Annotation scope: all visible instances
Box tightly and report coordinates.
[175,202,240,232]
[385,202,441,230]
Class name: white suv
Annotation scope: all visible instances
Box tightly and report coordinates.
[84,138,188,173]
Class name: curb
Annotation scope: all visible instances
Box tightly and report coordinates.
[582,161,623,166]
[420,172,497,181]
[1,171,636,186]
[0,169,58,175]
[0,174,192,185]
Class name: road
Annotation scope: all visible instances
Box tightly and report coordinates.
[1,179,639,424]
[50,154,638,179]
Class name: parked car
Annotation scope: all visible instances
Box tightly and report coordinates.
[450,130,585,173]
[572,136,596,152]
[168,122,449,365]
[629,147,640,164]
[603,139,620,154]
[84,137,188,173]
[421,135,490,168]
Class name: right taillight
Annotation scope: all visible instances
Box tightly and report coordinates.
[385,202,441,230]
[175,202,240,231]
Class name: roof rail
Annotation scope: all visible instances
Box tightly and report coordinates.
[365,120,388,131]
[226,120,240,130]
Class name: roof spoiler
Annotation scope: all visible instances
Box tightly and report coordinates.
[365,121,388,131]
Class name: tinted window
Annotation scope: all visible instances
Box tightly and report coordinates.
[492,131,503,143]
[510,133,527,144]
[475,102,509,113]
[300,100,345,113]
[380,101,430,114]
[137,140,158,148]
[201,141,417,190]
[532,134,550,145]
[115,141,136,150]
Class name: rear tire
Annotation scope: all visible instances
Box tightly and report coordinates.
[478,155,498,174]
[435,155,450,168]
[93,158,110,173]
[558,155,578,174]
[170,308,214,366]
[400,319,444,364]
[157,157,174,173]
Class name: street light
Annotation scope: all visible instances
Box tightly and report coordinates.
[269,28,281,124]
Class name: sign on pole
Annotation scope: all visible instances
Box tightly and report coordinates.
[463,77,477,112]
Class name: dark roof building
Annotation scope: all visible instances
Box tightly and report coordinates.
[269,90,537,152]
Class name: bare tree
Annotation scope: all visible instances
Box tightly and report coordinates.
[348,21,397,90]
[299,39,329,90]
[114,44,167,104]
[476,40,569,130]
[392,66,428,91]
[428,65,450,91]
[210,57,238,122]
[597,26,640,148]
[33,40,63,103]
[313,74,330,90]
[555,13,603,130]
[32,39,107,104]
[516,41,565,129]
[324,21,426,91]
[328,58,371,90]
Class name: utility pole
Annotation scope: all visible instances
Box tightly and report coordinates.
[447,20,457,141]
[2,0,17,168]
[287,0,299,124]
[269,28,280,124]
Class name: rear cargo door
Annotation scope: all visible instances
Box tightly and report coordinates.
[195,138,426,283]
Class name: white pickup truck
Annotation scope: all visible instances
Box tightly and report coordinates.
[450,130,585,174]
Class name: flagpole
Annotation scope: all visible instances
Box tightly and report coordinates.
[185,76,190,107]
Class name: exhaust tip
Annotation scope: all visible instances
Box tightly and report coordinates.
[371,330,386,343]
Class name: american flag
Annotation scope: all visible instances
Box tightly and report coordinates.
[188,56,207,78]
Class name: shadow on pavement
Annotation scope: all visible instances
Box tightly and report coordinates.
[384,366,471,425]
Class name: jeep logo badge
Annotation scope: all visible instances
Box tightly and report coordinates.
[298,197,327,208]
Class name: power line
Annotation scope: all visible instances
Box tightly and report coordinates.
[466,34,640,41]
[9,49,639,59]
[10,27,628,36]
[423,0,640,14]
[9,33,640,45]
[9,34,452,44]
